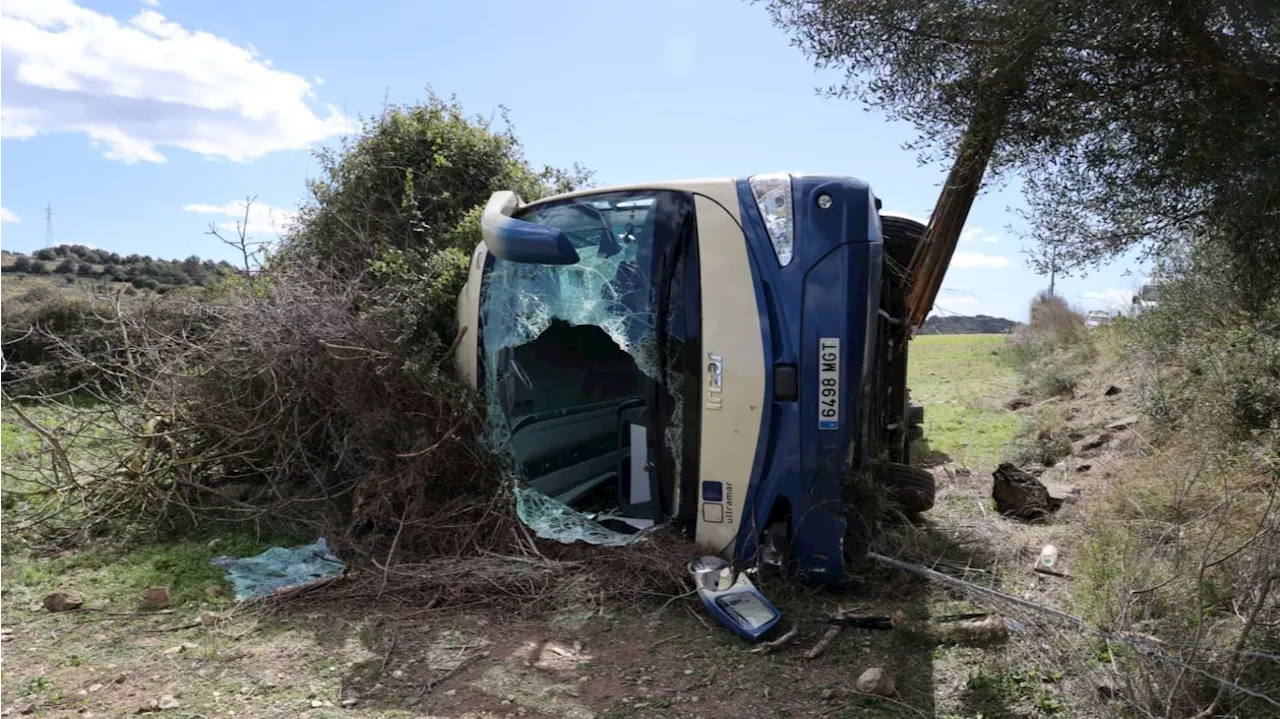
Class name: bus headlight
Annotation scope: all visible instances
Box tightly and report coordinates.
[748,173,795,267]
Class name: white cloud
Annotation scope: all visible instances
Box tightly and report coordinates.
[1,0,347,163]
[1082,288,1134,310]
[960,227,982,244]
[1,207,20,223]
[183,199,296,236]
[980,234,999,243]
[141,0,159,6]
[951,251,1013,269]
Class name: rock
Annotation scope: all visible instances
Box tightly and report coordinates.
[43,591,83,612]
[820,687,835,700]
[341,697,359,707]
[1106,415,1139,431]
[1077,432,1113,454]
[855,667,896,696]
[1042,480,1082,504]
[88,683,104,693]
[157,695,180,710]
[1103,385,1122,396]
[140,586,171,610]
[992,463,1063,520]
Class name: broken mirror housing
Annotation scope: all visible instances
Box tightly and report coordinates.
[480,190,581,265]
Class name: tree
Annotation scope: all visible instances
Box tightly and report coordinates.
[12,256,32,273]
[762,0,1280,306]
[181,255,206,284]
[28,259,50,275]
[285,91,593,278]
[76,262,95,277]
[34,248,56,261]
[54,258,76,274]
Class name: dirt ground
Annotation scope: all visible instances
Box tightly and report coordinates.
[2,334,1147,718]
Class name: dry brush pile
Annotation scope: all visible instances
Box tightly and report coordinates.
[2,94,692,610]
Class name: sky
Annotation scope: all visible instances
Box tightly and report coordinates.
[0,0,1150,321]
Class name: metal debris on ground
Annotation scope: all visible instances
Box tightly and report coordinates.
[210,538,345,601]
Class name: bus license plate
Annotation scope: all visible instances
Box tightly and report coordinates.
[818,337,840,430]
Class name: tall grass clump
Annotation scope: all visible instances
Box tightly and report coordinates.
[1007,291,1094,398]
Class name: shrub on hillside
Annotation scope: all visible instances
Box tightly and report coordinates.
[1007,292,1094,398]
[1130,241,1280,443]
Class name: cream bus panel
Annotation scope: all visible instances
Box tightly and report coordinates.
[454,242,487,390]
[693,194,765,556]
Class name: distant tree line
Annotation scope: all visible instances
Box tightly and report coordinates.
[919,314,1020,335]
[2,245,237,292]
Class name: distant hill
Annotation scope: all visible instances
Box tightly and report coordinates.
[920,314,1020,335]
[2,244,236,295]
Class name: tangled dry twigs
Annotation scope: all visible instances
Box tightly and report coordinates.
[2,266,694,611]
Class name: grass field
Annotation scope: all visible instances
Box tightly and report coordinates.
[1,333,1081,719]
[908,334,1023,469]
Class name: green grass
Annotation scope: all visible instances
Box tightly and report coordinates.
[3,530,288,609]
[909,334,1024,468]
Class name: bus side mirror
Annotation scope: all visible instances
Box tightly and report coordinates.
[480,191,580,265]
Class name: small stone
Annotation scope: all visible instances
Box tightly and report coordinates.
[140,586,171,611]
[391,669,404,679]
[341,697,358,707]
[855,667,896,697]
[157,695,180,709]
[163,646,184,655]
[821,688,835,700]
[683,669,693,675]
[311,699,324,708]
[43,591,83,612]
[88,683,104,693]
[445,689,457,696]
[504,694,516,702]
[1106,415,1138,431]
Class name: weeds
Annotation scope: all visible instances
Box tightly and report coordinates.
[1007,292,1095,400]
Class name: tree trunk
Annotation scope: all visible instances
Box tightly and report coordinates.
[905,40,1045,329]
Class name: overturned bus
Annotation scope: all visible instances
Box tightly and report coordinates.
[454,174,932,583]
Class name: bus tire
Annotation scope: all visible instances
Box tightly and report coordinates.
[883,462,936,514]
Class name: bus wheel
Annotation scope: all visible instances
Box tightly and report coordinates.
[883,462,936,514]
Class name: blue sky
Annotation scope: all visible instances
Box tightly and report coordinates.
[0,0,1148,321]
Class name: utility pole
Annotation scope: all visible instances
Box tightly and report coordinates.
[45,203,53,249]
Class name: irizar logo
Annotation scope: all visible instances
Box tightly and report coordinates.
[706,352,724,410]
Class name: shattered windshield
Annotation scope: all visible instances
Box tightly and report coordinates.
[477,190,696,542]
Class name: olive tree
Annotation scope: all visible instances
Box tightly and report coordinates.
[761,0,1280,307]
